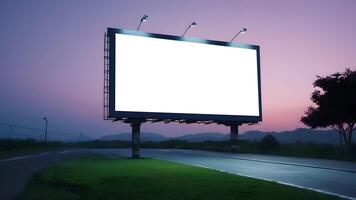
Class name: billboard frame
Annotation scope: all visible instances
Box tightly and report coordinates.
[107,27,262,124]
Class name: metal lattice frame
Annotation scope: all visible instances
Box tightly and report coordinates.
[103,32,111,120]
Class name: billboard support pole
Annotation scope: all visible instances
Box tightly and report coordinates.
[129,119,143,159]
[229,123,240,152]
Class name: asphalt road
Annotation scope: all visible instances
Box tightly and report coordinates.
[0,149,89,200]
[1,148,356,200]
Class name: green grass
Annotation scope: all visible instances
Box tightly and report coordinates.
[0,148,47,159]
[2,138,354,161]
[71,140,356,161]
[0,139,64,159]
[18,157,343,200]
[0,146,65,159]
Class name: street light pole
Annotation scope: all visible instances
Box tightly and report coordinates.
[43,117,48,144]
[182,22,197,37]
[230,28,247,42]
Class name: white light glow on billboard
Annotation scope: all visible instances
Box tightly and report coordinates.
[115,33,260,117]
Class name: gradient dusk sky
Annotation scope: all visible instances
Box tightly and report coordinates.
[0,0,355,138]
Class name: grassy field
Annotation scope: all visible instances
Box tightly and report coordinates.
[0,148,49,159]
[72,140,356,161]
[0,139,64,159]
[1,138,354,161]
[19,157,342,200]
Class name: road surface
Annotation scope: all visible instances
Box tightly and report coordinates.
[0,150,88,200]
[1,148,355,200]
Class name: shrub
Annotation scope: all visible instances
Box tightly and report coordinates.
[258,134,280,151]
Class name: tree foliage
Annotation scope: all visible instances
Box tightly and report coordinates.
[258,134,280,151]
[301,68,356,148]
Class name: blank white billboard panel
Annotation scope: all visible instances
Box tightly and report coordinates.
[114,33,260,117]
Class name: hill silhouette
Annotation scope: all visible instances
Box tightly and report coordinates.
[98,128,355,144]
[99,132,169,142]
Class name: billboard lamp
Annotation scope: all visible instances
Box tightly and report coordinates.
[230,27,247,42]
[137,15,149,31]
[182,22,197,37]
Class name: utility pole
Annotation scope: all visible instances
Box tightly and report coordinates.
[43,117,48,144]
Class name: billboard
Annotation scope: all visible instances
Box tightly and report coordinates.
[107,28,262,123]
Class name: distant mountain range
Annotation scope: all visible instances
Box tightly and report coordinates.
[238,128,352,144]
[174,132,227,142]
[0,132,94,142]
[100,132,168,142]
[1,126,354,144]
[99,132,226,142]
[97,128,355,145]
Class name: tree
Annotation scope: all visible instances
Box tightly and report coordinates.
[259,134,280,151]
[301,68,356,152]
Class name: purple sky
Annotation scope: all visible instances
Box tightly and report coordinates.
[0,0,355,138]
